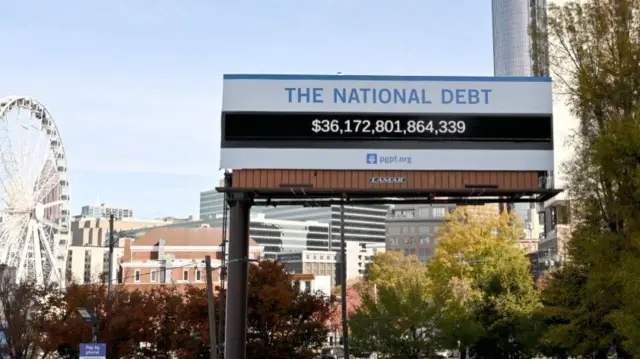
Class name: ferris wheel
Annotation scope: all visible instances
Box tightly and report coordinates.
[0,96,71,286]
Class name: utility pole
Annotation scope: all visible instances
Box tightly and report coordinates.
[218,171,232,359]
[107,214,115,298]
[205,255,218,359]
[340,194,350,359]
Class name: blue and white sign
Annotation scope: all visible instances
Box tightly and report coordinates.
[220,74,554,171]
[221,74,552,114]
[80,343,106,359]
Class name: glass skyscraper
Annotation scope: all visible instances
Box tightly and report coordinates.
[492,0,549,77]
[492,0,550,238]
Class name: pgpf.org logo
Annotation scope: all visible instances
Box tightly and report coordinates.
[366,153,413,165]
[366,153,378,164]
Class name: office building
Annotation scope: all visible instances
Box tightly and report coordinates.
[385,204,455,262]
[290,273,332,297]
[120,211,384,260]
[81,203,134,220]
[253,204,388,247]
[119,227,262,291]
[67,216,169,284]
[199,184,388,253]
[276,241,385,287]
[199,180,226,219]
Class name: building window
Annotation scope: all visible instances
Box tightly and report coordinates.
[159,269,166,283]
[134,270,141,283]
[305,280,312,293]
[196,269,202,281]
[151,270,157,282]
[183,269,189,281]
[433,208,446,218]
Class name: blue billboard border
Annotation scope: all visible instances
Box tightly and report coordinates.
[223,74,552,82]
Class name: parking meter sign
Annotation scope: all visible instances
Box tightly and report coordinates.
[79,343,106,359]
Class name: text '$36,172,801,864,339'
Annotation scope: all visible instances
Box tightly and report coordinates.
[310,118,466,137]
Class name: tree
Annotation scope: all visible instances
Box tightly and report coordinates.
[531,1,640,357]
[0,272,51,359]
[349,252,443,359]
[139,287,187,358]
[177,285,221,359]
[38,283,165,358]
[328,283,361,347]
[366,251,428,288]
[246,261,332,359]
[427,207,540,359]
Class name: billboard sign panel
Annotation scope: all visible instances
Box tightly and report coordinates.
[220,74,553,172]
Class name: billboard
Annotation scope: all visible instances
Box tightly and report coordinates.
[220,74,553,172]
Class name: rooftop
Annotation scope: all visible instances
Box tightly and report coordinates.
[133,227,258,247]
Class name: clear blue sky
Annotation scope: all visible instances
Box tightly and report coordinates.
[0,0,494,219]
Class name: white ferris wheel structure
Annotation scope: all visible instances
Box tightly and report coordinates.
[0,96,71,286]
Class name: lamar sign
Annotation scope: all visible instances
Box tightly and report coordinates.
[369,177,407,184]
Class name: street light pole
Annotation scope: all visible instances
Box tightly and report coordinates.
[92,324,99,343]
[78,308,99,343]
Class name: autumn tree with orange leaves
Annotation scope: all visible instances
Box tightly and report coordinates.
[0,268,51,359]
[0,260,333,359]
[37,283,163,358]
[247,261,333,359]
[176,285,224,359]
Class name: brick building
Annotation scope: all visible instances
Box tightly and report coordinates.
[119,227,262,290]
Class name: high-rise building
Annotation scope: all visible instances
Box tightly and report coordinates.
[492,0,549,77]
[81,203,133,220]
[492,0,550,237]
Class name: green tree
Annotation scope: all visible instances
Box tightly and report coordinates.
[427,207,539,359]
[366,251,428,288]
[350,252,442,359]
[531,1,640,357]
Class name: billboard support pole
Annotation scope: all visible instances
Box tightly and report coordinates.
[224,192,253,359]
